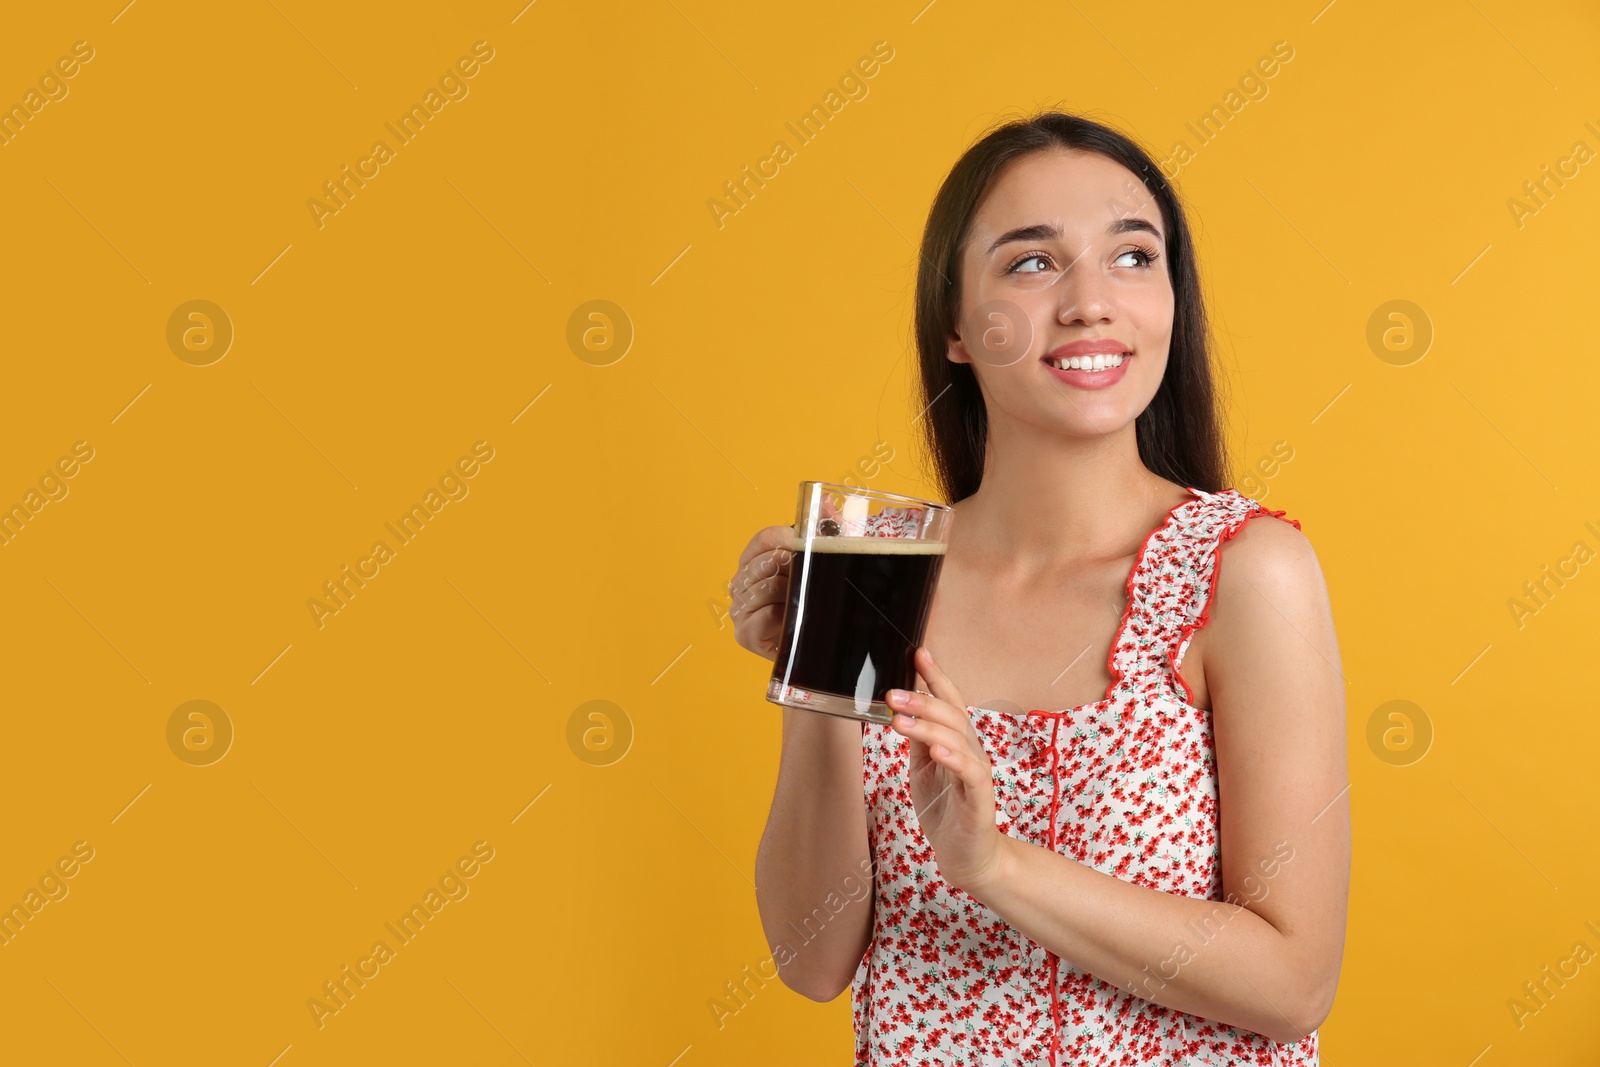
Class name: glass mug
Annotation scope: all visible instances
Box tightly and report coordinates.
[766,481,953,725]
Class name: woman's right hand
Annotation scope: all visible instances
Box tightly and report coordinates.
[729,525,799,661]
[733,495,846,661]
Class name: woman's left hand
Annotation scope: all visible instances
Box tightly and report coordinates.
[888,646,1004,894]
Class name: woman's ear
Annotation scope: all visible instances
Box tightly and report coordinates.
[946,328,970,365]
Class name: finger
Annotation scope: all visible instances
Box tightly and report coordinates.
[737,525,797,571]
[742,564,789,594]
[932,744,990,794]
[900,720,988,790]
[914,646,964,710]
[733,604,784,652]
[730,597,774,630]
[745,547,793,584]
[740,550,791,594]
[731,545,792,598]
[885,689,965,734]
[891,690,966,732]
[890,710,973,756]
[732,572,787,616]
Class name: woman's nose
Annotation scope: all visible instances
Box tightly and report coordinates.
[1053,259,1115,325]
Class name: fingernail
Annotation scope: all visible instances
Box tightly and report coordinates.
[888,691,907,706]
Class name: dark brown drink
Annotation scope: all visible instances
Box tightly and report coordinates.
[767,534,946,724]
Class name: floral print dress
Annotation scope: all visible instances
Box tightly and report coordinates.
[851,486,1318,1066]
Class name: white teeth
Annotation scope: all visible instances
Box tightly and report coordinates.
[1049,353,1125,371]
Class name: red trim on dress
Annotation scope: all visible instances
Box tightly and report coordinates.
[1046,713,1063,1067]
[1098,486,1206,707]
[1033,486,1206,1061]
[1168,501,1305,708]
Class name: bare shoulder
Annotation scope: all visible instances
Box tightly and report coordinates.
[1214,506,1323,602]
[1207,504,1339,680]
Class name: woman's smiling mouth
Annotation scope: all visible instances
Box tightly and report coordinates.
[1041,352,1132,387]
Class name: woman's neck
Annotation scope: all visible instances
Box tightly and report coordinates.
[948,419,1181,574]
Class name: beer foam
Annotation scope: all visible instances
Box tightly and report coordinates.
[791,535,947,555]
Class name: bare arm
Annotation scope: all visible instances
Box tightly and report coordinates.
[731,523,875,1002]
[754,710,875,1002]
[955,515,1351,1042]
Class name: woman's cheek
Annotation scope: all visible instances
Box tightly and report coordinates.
[1130,351,1168,402]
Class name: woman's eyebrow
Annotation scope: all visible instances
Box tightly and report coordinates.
[985,216,1164,254]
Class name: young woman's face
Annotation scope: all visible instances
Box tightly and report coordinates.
[948,148,1175,438]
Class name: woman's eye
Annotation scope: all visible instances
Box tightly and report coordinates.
[1009,247,1159,274]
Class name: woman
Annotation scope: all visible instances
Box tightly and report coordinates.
[732,110,1349,1065]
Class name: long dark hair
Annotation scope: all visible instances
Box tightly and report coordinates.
[913,110,1229,503]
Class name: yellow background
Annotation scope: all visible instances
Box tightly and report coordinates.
[1,0,1596,1064]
